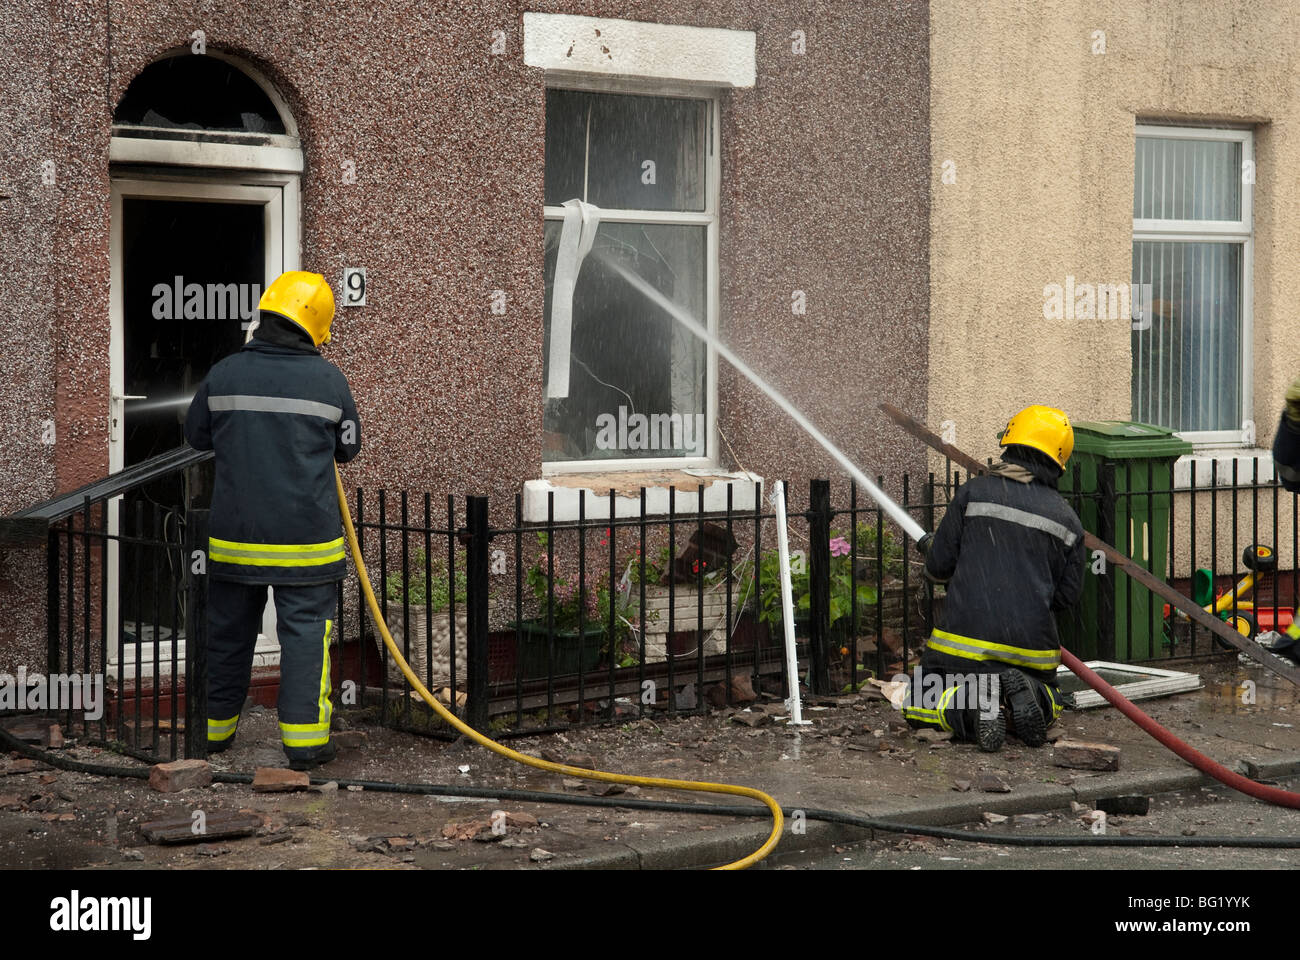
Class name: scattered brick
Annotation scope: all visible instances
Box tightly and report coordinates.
[251,768,310,793]
[148,759,212,793]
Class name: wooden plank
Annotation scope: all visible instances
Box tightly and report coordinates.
[140,811,263,844]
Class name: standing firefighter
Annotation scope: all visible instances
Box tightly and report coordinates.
[185,271,361,770]
[1273,377,1300,494]
[903,405,1084,751]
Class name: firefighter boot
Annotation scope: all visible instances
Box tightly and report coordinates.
[1002,668,1047,747]
[976,707,1006,753]
[289,740,336,772]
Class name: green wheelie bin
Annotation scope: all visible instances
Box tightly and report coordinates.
[1056,421,1192,661]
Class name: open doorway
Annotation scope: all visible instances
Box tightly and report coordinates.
[106,51,303,679]
[121,197,262,472]
[109,179,294,676]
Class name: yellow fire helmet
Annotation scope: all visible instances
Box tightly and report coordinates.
[1000,404,1074,469]
[258,271,336,346]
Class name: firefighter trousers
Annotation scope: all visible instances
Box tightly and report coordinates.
[902,665,1063,743]
[206,579,336,763]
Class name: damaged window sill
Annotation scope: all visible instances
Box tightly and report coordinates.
[522,470,764,523]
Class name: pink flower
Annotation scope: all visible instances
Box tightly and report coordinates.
[829,536,851,558]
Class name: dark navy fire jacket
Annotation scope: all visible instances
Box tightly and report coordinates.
[921,448,1086,683]
[184,313,361,585]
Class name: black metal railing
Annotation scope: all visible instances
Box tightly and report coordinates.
[11,445,1299,759]
[0,446,211,761]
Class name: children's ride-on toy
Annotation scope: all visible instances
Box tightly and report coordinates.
[1165,543,1292,649]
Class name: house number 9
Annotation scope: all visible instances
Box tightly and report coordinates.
[342,267,366,306]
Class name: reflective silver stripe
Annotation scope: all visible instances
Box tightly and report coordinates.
[966,501,1079,547]
[207,715,239,738]
[211,544,344,561]
[209,394,342,422]
[280,727,329,743]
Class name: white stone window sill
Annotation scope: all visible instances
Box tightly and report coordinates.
[522,470,763,523]
[1173,450,1276,490]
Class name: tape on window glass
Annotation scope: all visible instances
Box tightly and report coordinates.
[546,199,601,399]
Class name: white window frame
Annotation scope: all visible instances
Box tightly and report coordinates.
[1132,123,1254,448]
[541,75,721,475]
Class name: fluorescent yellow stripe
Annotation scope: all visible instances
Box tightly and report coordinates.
[210,536,345,554]
[279,724,329,747]
[928,628,1060,670]
[936,686,960,732]
[318,620,333,727]
[902,706,944,725]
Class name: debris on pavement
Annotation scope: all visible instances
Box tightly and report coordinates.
[1053,739,1121,771]
[974,773,1012,793]
[1095,795,1150,816]
[148,759,212,793]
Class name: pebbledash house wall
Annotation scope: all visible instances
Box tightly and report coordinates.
[0,2,930,672]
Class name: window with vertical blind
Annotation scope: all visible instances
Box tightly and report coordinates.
[1132,126,1253,443]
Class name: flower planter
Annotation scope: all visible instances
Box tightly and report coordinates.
[381,604,467,685]
[513,620,606,679]
[639,583,738,662]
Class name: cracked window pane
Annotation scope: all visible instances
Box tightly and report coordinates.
[543,221,707,462]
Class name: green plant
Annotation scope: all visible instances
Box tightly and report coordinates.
[756,529,879,634]
[853,521,906,580]
[524,534,640,655]
[383,547,466,614]
[630,543,673,586]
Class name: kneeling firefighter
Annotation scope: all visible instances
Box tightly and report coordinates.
[185,271,361,770]
[903,405,1085,752]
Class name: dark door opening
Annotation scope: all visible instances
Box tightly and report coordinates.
[118,197,264,641]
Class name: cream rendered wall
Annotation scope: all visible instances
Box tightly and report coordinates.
[930,0,1300,581]
[929,0,1300,463]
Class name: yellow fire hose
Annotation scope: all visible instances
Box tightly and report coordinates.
[335,467,783,869]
